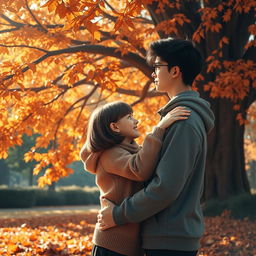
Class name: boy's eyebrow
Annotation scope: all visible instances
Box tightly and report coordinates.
[154,62,167,65]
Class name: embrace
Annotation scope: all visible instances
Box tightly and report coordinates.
[80,38,215,256]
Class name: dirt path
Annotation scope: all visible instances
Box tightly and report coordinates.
[0,205,100,219]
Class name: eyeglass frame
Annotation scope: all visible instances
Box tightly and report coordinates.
[152,63,169,72]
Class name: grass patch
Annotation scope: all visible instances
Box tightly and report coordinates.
[203,193,256,220]
[0,186,99,208]
[0,187,36,208]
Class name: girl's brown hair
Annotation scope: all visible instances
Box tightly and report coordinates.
[82,101,133,153]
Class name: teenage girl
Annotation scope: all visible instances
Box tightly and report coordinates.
[80,101,190,256]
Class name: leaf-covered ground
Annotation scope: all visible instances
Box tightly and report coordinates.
[0,211,255,256]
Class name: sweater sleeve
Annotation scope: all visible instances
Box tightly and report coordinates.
[113,122,201,225]
[100,127,165,182]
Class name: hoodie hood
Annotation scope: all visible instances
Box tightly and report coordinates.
[158,90,215,134]
[81,151,102,174]
[81,140,140,174]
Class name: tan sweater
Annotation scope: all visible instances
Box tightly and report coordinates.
[80,127,165,256]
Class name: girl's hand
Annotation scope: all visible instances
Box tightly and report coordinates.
[157,106,191,130]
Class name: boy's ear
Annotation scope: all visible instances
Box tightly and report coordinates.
[171,66,181,77]
[110,122,120,133]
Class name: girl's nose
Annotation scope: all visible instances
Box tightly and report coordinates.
[151,72,156,78]
[134,118,139,124]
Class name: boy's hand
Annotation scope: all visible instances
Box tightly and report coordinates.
[98,198,117,230]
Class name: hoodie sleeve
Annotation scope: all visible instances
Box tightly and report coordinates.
[113,122,202,224]
[100,127,165,182]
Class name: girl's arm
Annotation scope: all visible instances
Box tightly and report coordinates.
[100,107,190,181]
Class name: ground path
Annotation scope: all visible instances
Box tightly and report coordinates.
[0,205,100,219]
[0,206,255,255]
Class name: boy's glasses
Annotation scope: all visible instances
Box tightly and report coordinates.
[153,64,168,71]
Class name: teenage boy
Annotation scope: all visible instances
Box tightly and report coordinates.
[98,38,215,256]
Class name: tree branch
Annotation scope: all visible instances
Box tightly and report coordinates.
[0,14,64,33]
[1,44,152,83]
[101,10,117,23]
[228,11,255,59]
[43,90,66,106]
[115,86,163,98]
[75,85,100,125]
[7,79,163,98]
[0,44,48,53]
[0,14,23,28]
[101,2,152,25]
[103,0,116,12]
[50,45,151,76]
[243,45,256,61]
[0,14,88,34]
[53,85,98,148]
[0,12,147,58]
[146,1,200,40]
[25,0,48,33]
[131,80,152,106]
[134,16,153,25]
[99,30,147,56]
[0,28,20,33]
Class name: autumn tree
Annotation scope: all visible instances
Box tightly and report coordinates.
[0,0,255,199]
[5,134,38,186]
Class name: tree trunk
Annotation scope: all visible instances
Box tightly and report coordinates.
[48,182,56,191]
[28,167,33,186]
[0,160,10,185]
[203,98,251,200]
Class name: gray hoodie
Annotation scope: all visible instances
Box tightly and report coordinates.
[113,90,215,251]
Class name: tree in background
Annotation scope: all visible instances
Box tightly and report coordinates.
[0,0,255,199]
[4,134,38,186]
[0,160,9,185]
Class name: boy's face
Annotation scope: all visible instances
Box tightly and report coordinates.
[152,56,177,93]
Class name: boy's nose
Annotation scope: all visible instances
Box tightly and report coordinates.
[151,72,156,78]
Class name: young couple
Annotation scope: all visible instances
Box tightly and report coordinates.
[80,38,215,256]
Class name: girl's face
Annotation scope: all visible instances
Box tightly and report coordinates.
[111,113,140,142]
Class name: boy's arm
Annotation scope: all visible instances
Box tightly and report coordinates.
[113,123,201,224]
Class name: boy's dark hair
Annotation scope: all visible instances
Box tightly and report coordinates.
[84,101,133,153]
[146,38,203,85]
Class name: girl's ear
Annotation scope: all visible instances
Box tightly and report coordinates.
[110,122,120,133]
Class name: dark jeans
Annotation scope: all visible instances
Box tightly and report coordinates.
[91,245,127,256]
[145,249,198,256]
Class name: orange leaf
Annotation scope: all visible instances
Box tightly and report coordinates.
[8,244,21,253]
[56,2,67,19]
[93,31,101,41]
[28,63,37,73]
